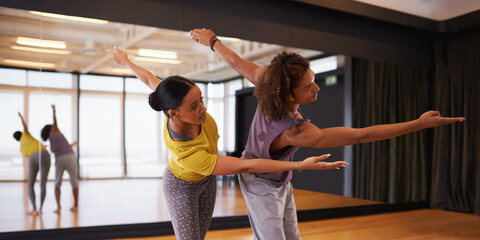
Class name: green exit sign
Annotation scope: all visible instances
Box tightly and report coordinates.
[325,75,337,86]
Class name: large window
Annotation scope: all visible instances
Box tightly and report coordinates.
[0,70,75,181]
[0,67,244,181]
[225,79,243,152]
[0,90,25,180]
[207,83,225,152]
[125,78,169,178]
[79,75,123,179]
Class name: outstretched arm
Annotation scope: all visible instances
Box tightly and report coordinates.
[18,112,29,134]
[190,28,264,86]
[280,111,465,149]
[107,47,161,91]
[51,104,60,132]
[211,154,346,176]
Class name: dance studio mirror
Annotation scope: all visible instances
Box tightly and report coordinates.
[0,6,384,233]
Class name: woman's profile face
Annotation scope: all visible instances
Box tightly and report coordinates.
[292,69,319,104]
[174,85,207,125]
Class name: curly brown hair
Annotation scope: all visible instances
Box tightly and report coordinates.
[254,51,309,122]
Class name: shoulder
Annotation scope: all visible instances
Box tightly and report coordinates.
[279,122,318,142]
[282,122,310,136]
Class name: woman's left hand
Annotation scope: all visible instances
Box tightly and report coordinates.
[417,110,465,128]
[190,28,216,46]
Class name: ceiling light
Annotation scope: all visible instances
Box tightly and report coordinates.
[16,37,66,49]
[4,59,56,68]
[29,11,108,24]
[138,49,177,59]
[133,57,181,64]
[11,46,71,55]
[217,36,241,42]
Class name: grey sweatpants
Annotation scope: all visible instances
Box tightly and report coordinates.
[239,172,301,240]
[28,150,51,211]
[55,153,78,188]
[163,167,217,240]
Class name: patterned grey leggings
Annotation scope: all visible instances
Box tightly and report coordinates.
[28,150,51,211]
[163,167,216,240]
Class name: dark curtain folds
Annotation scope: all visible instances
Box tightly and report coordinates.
[352,59,431,203]
[431,30,480,215]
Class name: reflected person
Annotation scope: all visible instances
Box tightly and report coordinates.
[14,112,51,216]
[41,104,79,214]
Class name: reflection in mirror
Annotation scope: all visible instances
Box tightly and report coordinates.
[0,6,381,235]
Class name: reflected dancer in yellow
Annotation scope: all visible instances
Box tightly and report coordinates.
[14,112,51,216]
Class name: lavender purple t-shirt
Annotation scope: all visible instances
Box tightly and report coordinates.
[49,132,74,157]
[241,106,310,186]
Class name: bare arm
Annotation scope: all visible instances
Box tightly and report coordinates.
[18,112,29,134]
[70,141,79,147]
[211,154,346,176]
[51,104,60,132]
[107,47,161,91]
[190,28,264,86]
[280,111,465,149]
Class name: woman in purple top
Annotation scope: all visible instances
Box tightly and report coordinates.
[191,28,465,240]
[41,104,79,214]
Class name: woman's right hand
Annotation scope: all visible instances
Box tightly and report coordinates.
[107,47,129,66]
[300,154,347,171]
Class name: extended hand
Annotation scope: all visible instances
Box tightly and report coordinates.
[300,154,347,171]
[417,111,465,128]
[107,47,129,66]
[190,28,216,47]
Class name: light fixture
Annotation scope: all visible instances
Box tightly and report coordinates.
[16,37,66,49]
[29,11,108,24]
[138,49,177,59]
[133,56,181,64]
[11,46,71,55]
[217,36,241,42]
[4,59,56,68]
[82,40,99,56]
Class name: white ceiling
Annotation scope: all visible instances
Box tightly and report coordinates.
[355,0,480,20]
[0,7,321,82]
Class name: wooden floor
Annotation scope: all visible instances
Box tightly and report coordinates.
[118,209,480,240]
[0,178,377,233]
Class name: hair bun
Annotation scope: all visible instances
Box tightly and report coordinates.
[148,92,163,111]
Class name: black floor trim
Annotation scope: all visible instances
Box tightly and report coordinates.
[0,202,428,240]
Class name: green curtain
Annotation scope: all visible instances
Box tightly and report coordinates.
[352,58,431,203]
[431,30,480,215]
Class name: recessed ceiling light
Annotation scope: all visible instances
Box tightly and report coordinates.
[4,59,56,68]
[11,46,71,55]
[29,11,108,24]
[16,37,66,49]
[138,49,177,59]
[133,57,181,64]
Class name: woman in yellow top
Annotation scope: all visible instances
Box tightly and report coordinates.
[13,112,51,216]
[108,47,346,240]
